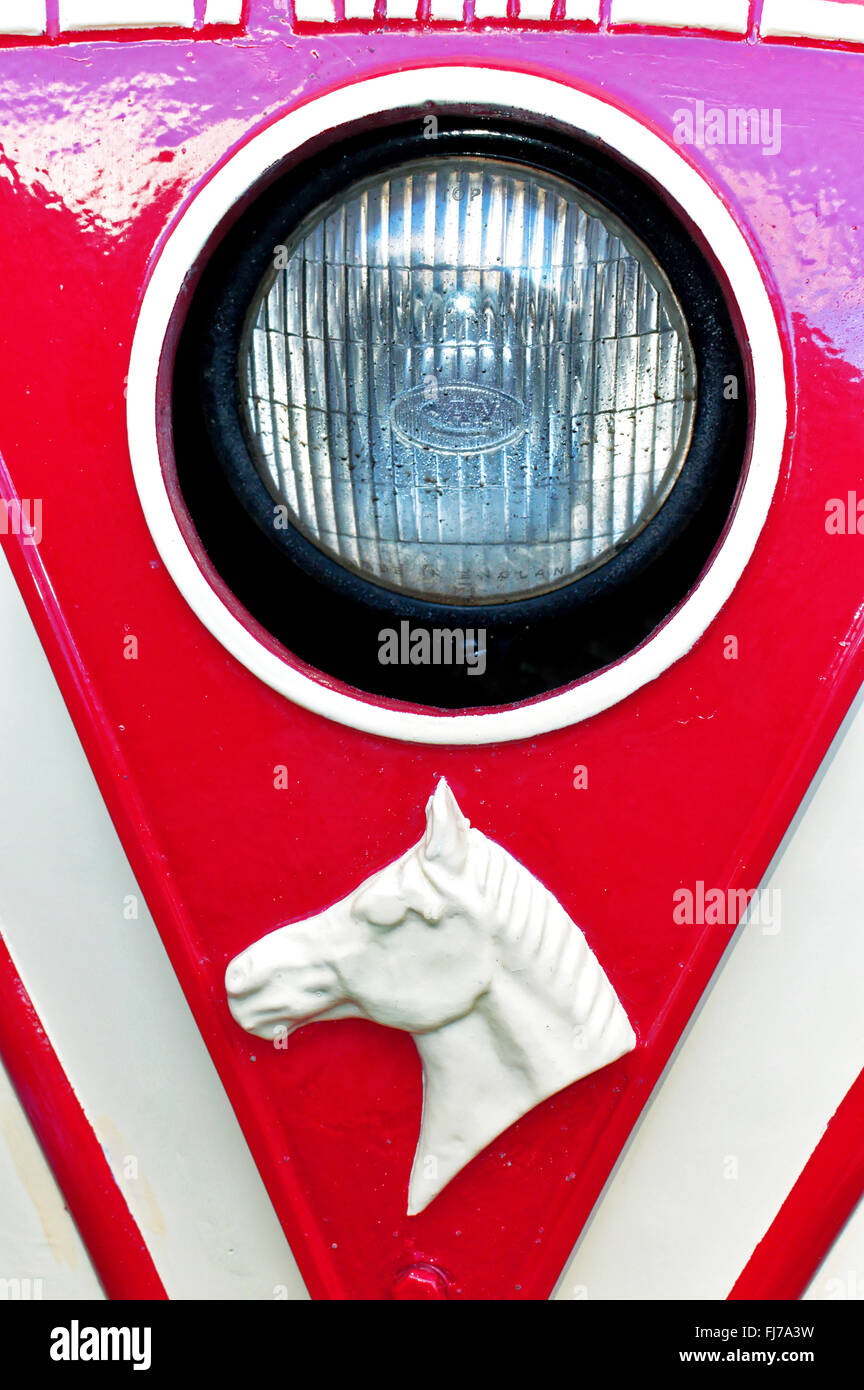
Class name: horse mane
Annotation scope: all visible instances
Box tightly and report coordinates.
[469,828,618,1038]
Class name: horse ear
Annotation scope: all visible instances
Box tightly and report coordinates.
[422,780,470,874]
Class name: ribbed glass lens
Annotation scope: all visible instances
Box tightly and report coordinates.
[241,157,696,605]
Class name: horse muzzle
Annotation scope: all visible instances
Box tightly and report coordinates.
[224,918,351,1039]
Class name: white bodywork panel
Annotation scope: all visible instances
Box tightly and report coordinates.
[0,1058,103,1300]
[0,548,308,1302]
[555,683,864,1299]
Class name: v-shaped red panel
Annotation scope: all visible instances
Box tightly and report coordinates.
[2,12,864,1298]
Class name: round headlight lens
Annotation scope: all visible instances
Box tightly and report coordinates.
[241,156,696,606]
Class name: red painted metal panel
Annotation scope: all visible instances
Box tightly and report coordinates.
[0,8,862,1298]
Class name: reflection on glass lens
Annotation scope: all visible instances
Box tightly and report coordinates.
[241,157,696,605]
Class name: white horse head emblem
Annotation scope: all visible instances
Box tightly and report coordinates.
[225,781,636,1213]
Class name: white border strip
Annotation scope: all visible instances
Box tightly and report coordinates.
[58,0,195,27]
[610,0,749,31]
[127,68,787,747]
[294,0,339,19]
[517,0,555,19]
[203,0,244,23]
[428,0,465,17]
[762,0,864,44]
[0,0,47,33]
[561,0,602,17]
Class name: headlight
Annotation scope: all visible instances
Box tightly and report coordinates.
[240,157,696,605]
[177,119,747,708]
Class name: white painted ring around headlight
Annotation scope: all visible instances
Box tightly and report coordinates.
[127,66,787,747]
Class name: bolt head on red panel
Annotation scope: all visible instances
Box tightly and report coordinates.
[392,1265,449,1300]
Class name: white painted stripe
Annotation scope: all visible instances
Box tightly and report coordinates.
[386,0,418,16]
[0,1059,104,1299]
[343,0,374,16]
[0,550,309,1300]
[555,687,864,1299]
[0,0,46,33]
[473,0,509,15]
[610,0,749,32]
[203,0,244,23]
[293,0,338,18]
[520,0,600,17]
[762,0,864,43]
[562,0,601,16]
[58,0,195,27]
[517,0,553,17]
[428,0,465,16]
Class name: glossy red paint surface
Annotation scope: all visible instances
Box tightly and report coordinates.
[1,8,863,1298]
